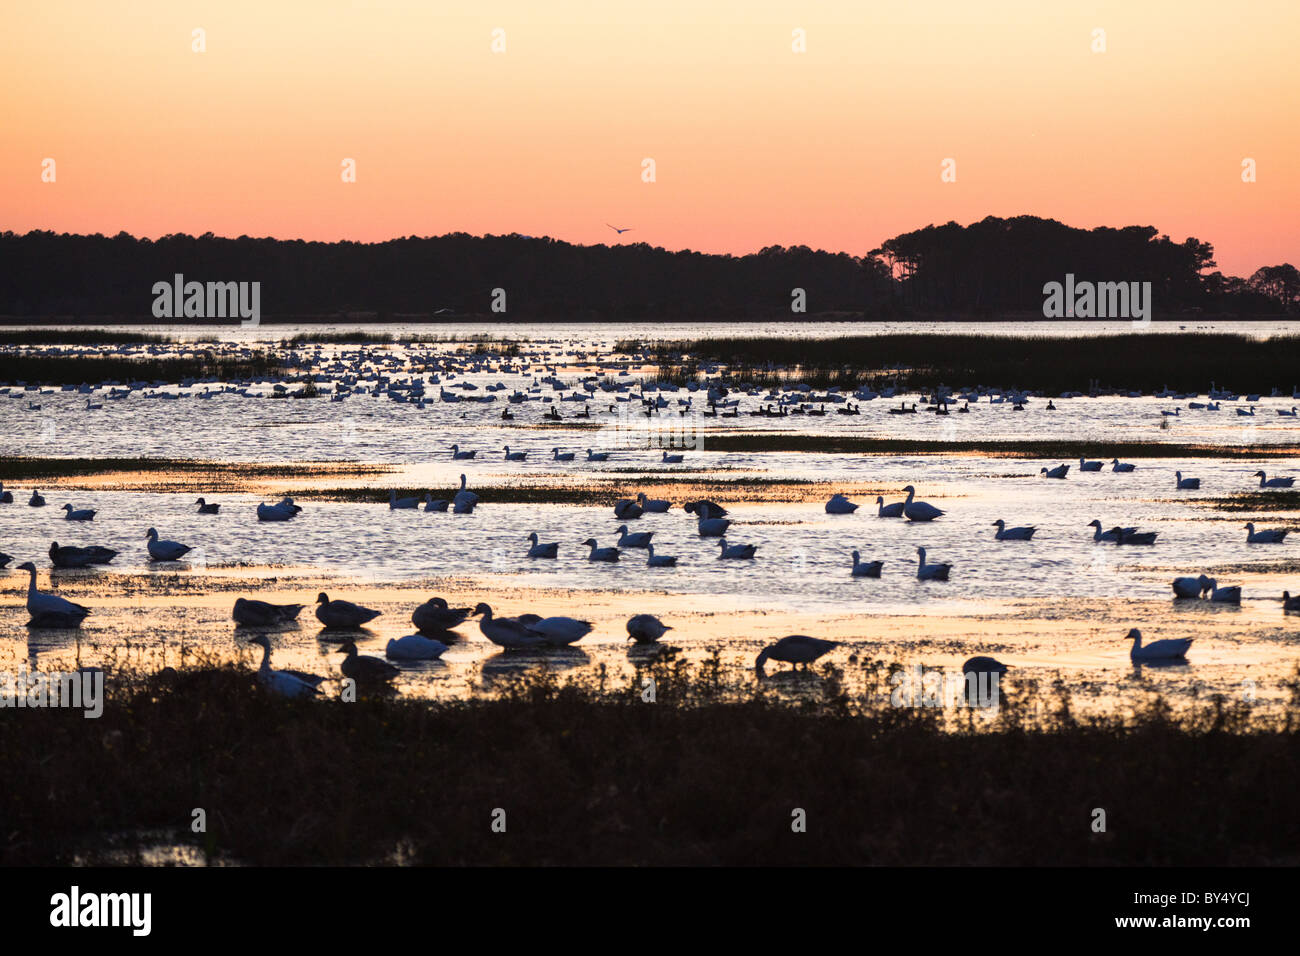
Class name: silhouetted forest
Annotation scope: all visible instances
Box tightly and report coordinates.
[1,216,1295,319]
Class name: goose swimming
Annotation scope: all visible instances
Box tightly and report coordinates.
[616,524,653,548]
[683,500,728,520]
[1087,519,1137,542]
[696,516,731,537]
[412,596,471,633]
[915,546,951,580]
[850,550,883,577]
[16,561,89,627]
[1110,526,1158,545]
[875,495,905,518]
[636,492,671,513]
[1254,470,1296,488]
[29,489,45,507]
[526,532,559,558]
[233,598,305,627]
[257,497,301,521]
[246,634,321,697]
[1198,576,1241,604]
[645,544,678,567]
[449,444,476,460]
[145,528,192,561]
[389,489,420,509]
[718,537,757,559]
[1040,464,1069,479]
[423,493,450,512]
[61,504,96,521]
[1126,627,1191,662]
[613,498,644,520]
[582,538,621,562]
[755,635,839,675]
[1171,576,1203,599]
[1079,458,1103,472]
[194,497,220,514]
[48,541,118,568]
[551,447,576,462]
[992,519,1035,541]
[901,486,944,521]
[1282,591,1300,611]
[1174,471,1201,490]
[661,451,685,464]
[1245,522,1288,543]
[626,614,671,643]
[315,592,382,628]
[1111,458,1136,472]
[503,446,528,461]
[452,474,478,514]
[586,449,610,462]
[0,483,12,503]
[825,493,859,515]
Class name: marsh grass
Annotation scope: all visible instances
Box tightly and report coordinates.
[3,652,1298,866]
[0,351,278,386]
[1201,491,1300,512]
[0,330,175,345]
[0,457,392,484]
[700,435,1300,458]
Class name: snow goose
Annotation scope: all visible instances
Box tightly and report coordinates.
[1126,628,1191,662]
[1254,470,1296,488]
[1198,576,1241,603]
[616,524,653,548]
[636,492,670,513]
[233,598,305,627]
[1282,591,1300,611]
[257,498,300,521]
[1079,458,1103,472]
[195,497,220,514]
[645,544,678,567]
[0,553,10,568]
[526,532,559,558]
[48,542,117,568]
[315,592,381,628]
[1245,522,1288,543]
[586,448,610,462]
[29,489,45,507]
[246,635,320,697]
[452,474,478,514]
[718,538,757,559]
[449,444,476,460]
[1040,464,1069,479]
[386,633,449,661]
[62,504,96,521]
[0,483,12,504]
[962,656,1008,678]
[503,446,528,461]
[992,519,1035,541]
[661,451,685,464]
[338,641,400,682]
[825,493,859,515]
[412,596,471,633]
[850,550,883,577]
[684,500,727,520]
[901,486,945,521]
[1111,458,1136,472]
[1171,576,1203,599]
[472,603,547,648]
[525,616,593,646]
[1087,519,1136,542]
[423,493,450,512]
[1174,471,1201,490]
[551,447,575,462]
[389,489,420,509]
[1110,526,1158,545]
[16,561,89,627]
[582,538,620,561]
[915,547,951,580]
[626,614,671,643]
[613,498,644,520]
[755,635,839,675]
[695,516,730,537]
[145,528,192,561]
[875,495,905,518]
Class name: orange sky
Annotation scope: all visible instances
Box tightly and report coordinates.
[2,0,1296,276]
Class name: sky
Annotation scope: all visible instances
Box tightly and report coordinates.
[2,0,1296,276]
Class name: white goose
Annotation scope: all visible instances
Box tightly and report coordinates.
[389,489,420,509]
[901,486,944,521]
[915,547,951,581]
[1254,470,1295,488]
[850,550,883,577]
[1126,627,1191,662]
[472,603,546,649]
[246,635,321,697]
[1174,471,1201,490]
[875,495,905,518]
[1245,522,1288,544]
[146,528,192,561]
[62,504,96,521]
[16,562,90,626]
[385,633,449,660]
[616,524,653,548]
[755,635,839,675]
[718,537,757,559]
[525,616,593,646]
[1198,576,1241,604]
[452,474,478,514]
[627,614,671,643]
[645,544,678,567]
[992,519,1035,540]
[526,532,558,558]
[825,493,859,514]
[582,538,620,562]
[636,492,670,513]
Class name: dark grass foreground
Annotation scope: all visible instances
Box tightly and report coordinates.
[2,657,1298,866]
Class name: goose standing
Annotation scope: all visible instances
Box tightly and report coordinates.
[233,598,305,627]
[626,614,671,644]
[992,519,1035,541]
[472,602,547,648]
[526,532,559,558]
[962,656,1008,678]
[386,633,449,661]
[525,616,593,646]
[412,596,471,633]
[338,641,400,682]
[1174,471,1201,490]
[1126,627,1191,662]
[718,538,757,559]
[850,550,883,577]
[1254,470,1296,488]
[1198,576,1241,604]
[645,544,678,567]
[901,486,944,521]
[315,592,382,628]
[195,497,220,514]
[915,547,951,580]
[16,562,89,627]
[62,504,96,521]
[875,495,905,518]
[146,528,192,561]
[246,635,321,697]
[582,538,620,562]
[1245,522,1288,543]
[616,524,653,548]
[1171,576,1203,599]
[825,493,859,514]
[755,635,839,675]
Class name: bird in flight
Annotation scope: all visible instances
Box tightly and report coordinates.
[606,223,634,235]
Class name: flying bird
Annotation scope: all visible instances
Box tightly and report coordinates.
[606,223,634,235]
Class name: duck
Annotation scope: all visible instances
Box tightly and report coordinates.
[385,633,449,661]
[718,538,757,559]
[245,635,321,697]
[1110,526,1158,545]
[636,492,671,513]
[850,550,883,577]
[583,538,620,561]
[1126,627,1191,662]
[613,498,644,520]
[992,519,1035,541]
[232,598,305,627]
[875,495,905,518]
[412,596,471,633]
[472,603,547,648]
[645,544,678,567]
[1040,464,1070,479]
[29,489,45,507]
[626,614,671,644]
[526,532,559,558]
[915,546,951,580]
[194,497,220,514]
[16,561,90,627]
[1171,576,1203,599]
[1198,576,1241,604]
[48,541,118,568]
[1079,458,1103,472]
[61,504,96,521]
[145,528,192,561]
[825,493,859,515]
[315,592,382,628]
[503,446,528,461]
[1174,471,1201,490]
[423,493,450,512]
[755,635,839,675]
[525,616,593,646]
[449,444,476,460]
[1254,470,1296,488]
[683,500,728,520]
[616,524,653,548]
[551,447,576,462]
[1111,458,1136,472]
[901,486,945,521]
[1245,522,1288,543]
[388,489,420,510]
[338,641,400,682]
